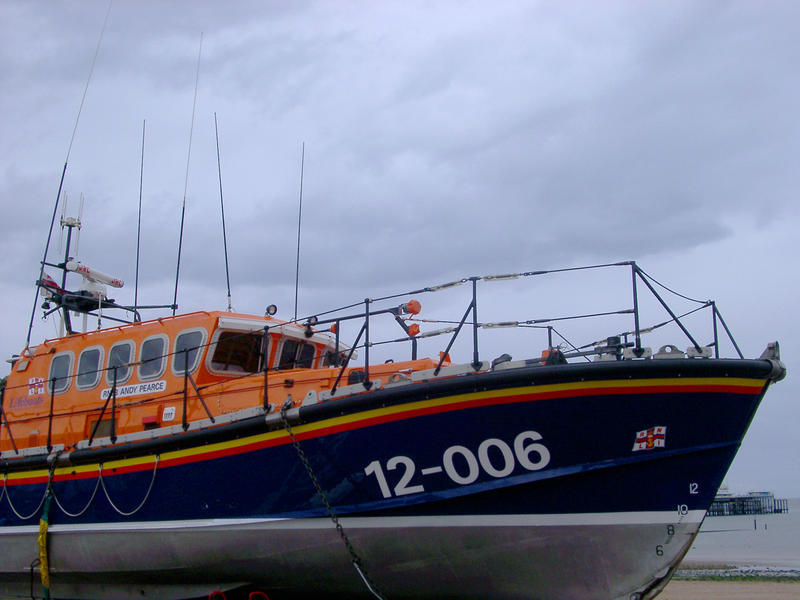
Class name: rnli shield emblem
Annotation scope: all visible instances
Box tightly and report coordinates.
[28,377,45,396]
[632,426,666,451]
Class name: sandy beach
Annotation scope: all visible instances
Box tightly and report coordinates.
[659,579,800,599]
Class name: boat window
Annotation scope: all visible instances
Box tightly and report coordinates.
[210,331,264,374]
[76,346,103,390]
[297,342,316,368]
[138,335,168,380]
[173,329,206,375]
[277,339,317,370]
[106,341,135,385]
[322,350,344,367]
[47,352,73,394]
[278,340,299,369]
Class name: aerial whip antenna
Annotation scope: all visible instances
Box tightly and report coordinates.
[135,119,145,314]
[293,142,305,321]
[172,32,203,316]
[75,193,84,254]
[57,193,68,251]
[214,113,233,311]
[25,0,113,349]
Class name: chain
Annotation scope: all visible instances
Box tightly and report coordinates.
[279,404,386,600]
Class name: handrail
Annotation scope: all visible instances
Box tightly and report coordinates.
[15,262,743,387]
[632,264,702,352]
[306,262,742,379]
[711,302,743,359]
[331,323,366,396]
[2,262,749,452]
[88,367,118,446]
[0,385,18,454]
[434,300,474,376]
[182,348,215,431]
[47,377,56,452]
[262,326,270,411]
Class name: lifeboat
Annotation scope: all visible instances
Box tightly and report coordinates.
[0,252,786,600]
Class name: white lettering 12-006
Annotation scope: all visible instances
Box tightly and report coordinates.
[364,430,550,499]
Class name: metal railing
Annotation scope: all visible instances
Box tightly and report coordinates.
[2,261,744,453]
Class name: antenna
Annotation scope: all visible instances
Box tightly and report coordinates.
[58,192,68,251]
[75,193,84,254]
[24,0,113,348]
[173,32,203,316]
[294,141,305,321]
[214,112,233,311]
[135,119,145,314]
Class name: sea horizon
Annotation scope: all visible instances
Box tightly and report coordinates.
[681,497,800,571]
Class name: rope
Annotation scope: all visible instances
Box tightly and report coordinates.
[636,266,708,305]
[99,454,159,516]
[34,453,60,599]
[279,405,386,600]
[37,493,53,599]
[51,474,102,518]
[3,471,49,521]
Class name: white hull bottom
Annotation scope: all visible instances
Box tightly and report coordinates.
[0,511,704,600]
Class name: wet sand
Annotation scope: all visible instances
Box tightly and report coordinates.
[660,579,800,599]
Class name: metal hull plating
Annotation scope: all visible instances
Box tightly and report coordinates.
[0,359,775,599]
[1,514,702,600]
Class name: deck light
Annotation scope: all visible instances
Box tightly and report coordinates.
[400,300,421,315]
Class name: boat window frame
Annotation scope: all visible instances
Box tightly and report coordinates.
[206,329,269,376]
[276,338,318,370]
[276,338,300,370]
[171,327,208,376]
[137,334,169,381]
[297,341,316,368]
[76,345,104,391]
[47,351,74,394]
[105,340,135,386]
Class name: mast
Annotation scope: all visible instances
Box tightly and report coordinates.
[294,142,305,321]
[135,119,145,315]
[214,112,233,311]
[25,0,113,348]
[173,32,203,316]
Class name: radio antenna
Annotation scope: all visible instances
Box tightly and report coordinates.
[214,112,233,311]
[173,32,203,316]
[25,0,113,349]
[135,119,145,314]
[293,141,305,321]
[75,193,84,254]
[58,193,68,251]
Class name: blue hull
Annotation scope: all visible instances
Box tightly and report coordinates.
[0,358,777,598]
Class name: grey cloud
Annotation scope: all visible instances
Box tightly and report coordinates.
[2,0,799,494]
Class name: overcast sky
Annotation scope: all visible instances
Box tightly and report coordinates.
[1,1,798,496]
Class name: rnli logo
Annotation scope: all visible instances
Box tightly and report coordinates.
[4,378,46,409]
[632,426,666,451]
[28,377,45,396]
